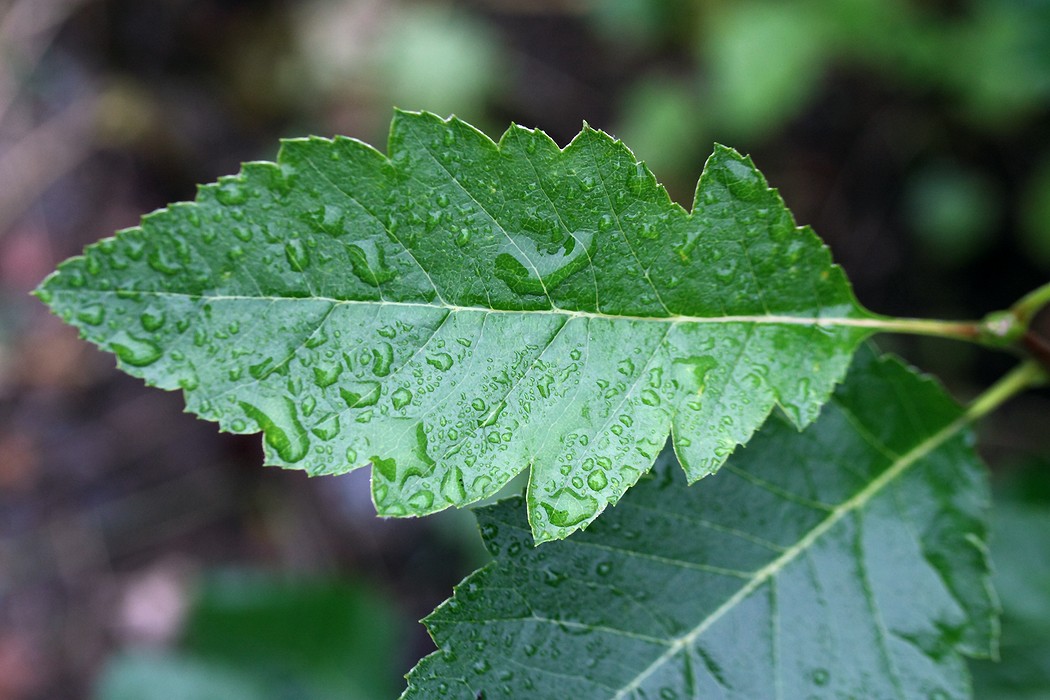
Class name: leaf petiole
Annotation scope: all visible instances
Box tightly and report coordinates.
[963,360,1048,426]
[861,316,985,343]
[866,280,1050,356]
[1011,280,1050,327]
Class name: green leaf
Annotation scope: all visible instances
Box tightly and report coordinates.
[36,111,875,541]
[405,349,996,699]
[96,571,403,700]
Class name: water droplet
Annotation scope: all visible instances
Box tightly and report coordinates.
[470,474,492,495]
[713,438,736,458]
[110,332,163,367]
[311,413,340,441]
[371,455,396,481]
[493,228,596,296]
[722,156,764,202]
[340,381,381,408]
[215,180,249,205]
[147,247,183,276]
[673,355,718,394]
[230,419,246,432]
[478,400,506,429]
[178,372,199,391]
[441,465,467,502]
[284,239,310,270]
[408,489,434,511]
[77,304,105,326]
[239,396,308,463]
[303,204,346,236]
[598,214,614,232]
[139,310,165,332]
[714,257,738,281]
[541,488,599,528]
[471,398,487,412]
[346,243,398,287]
[640,389,661,406]
[372,342,394,377]
[659,689,679,700]
[312,363,343,388]
[586,470,608,491]
[427,353,454,371]
[392,387,413,410]
[811,668,830,687]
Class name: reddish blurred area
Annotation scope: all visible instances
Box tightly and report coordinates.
[1,0,1049,698]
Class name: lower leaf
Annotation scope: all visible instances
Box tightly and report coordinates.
[403,348,996,699]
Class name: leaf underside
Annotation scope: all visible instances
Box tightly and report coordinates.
[37,111,873,541]
[404,349,996,699]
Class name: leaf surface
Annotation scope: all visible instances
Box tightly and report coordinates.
[405,349,996,699]
[37,112,875,541]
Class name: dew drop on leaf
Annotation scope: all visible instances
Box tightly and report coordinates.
[340,381,381,408]
[372,342,394,376]
[542,488,599,528]
[239,396,308,463]
[312,363,343,388]
[586,470,608,491]
[215,180,249,206]
[311,413,340,441]
[470,475,492,495]
[139,310,165,332]
[77,304,105,326]
[408,489,434,511]
[110,331,162,367]
[441,465,467,502]
[392,387,413,410]
[427,353,454,371]
[284,238,311,270]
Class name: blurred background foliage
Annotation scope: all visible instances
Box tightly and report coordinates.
[0,0,1048,698]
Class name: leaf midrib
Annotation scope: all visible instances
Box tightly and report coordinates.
[65,288,876,329]
[608,405,970,699]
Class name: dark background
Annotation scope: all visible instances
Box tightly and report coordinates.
[1,0,1049,698]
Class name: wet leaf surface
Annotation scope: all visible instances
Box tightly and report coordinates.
[38,112,874,541]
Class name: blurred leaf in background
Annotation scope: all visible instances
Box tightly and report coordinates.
[1021,154,1050,272]
[95,572,403,700]
[292,0,505,138]
[972,466,1050,699]
[903,161,1000,268]
[614,76,704,193]
[379,4,504,126]
[701,2,831,140]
